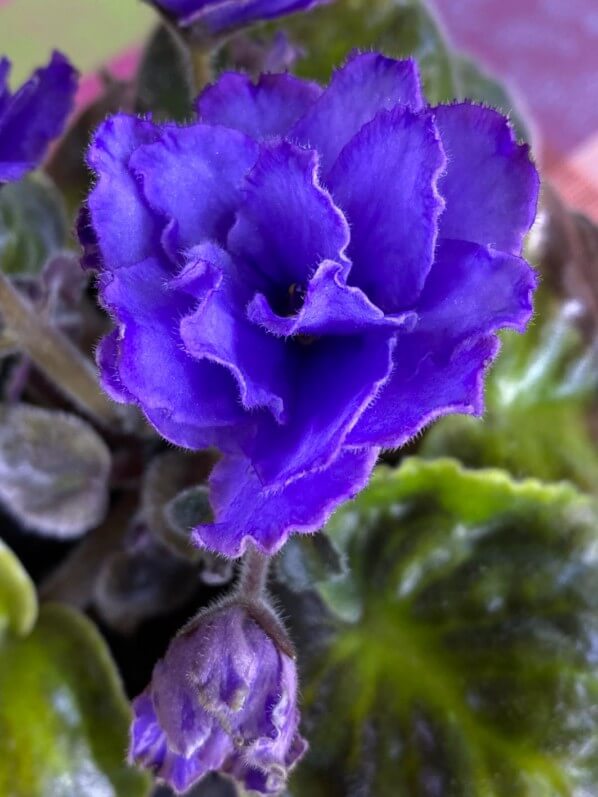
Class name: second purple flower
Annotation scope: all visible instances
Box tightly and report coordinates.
[151,0,330,33]
[85,53,539,558]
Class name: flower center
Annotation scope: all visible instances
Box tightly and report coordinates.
[285,283,306,316]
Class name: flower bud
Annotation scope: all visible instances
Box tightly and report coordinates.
[130,603,306,794]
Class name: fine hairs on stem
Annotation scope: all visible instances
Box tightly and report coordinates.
[234,543,296,658]
[236,543,270,601]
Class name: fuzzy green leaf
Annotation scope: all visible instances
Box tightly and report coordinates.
[0,404,112,538]
[293,459,598,796]
[275,534,344,594]
[0,604,150,797]
[0,175,68,276]
[422,299,598,492]
[136,25,194,122]
[276,0,456,104]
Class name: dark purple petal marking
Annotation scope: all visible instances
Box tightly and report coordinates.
[247,259,417,338]
[228,140,350,291]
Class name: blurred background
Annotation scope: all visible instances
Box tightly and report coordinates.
[0,0,596,220]
[0,2,597,796]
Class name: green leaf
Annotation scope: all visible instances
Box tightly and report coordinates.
[0,404,112,538]
[0,174,68,276]
[142,450,215,560]
[0,603,150,797]
[136,24,194,122]
[165,485,213,539]
[293,459,598,796]
[275,0,456,104]
[275,534,344,594]
[0,539,37,638]
[422,298,598,492]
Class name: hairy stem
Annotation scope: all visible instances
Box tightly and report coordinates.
[0,271,122,428]
[236,543,270,601]
[231,544,296,657]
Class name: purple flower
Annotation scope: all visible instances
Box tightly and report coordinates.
[0,51,77,184]
[130,604,306,794]
[152,0,330,32]
[85,53,539,558]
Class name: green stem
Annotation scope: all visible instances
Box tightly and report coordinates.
[0,271,122,429]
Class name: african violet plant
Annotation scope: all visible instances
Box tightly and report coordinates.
[0,1,597,796]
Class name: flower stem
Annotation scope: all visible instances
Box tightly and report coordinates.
[233,544,296,658]
[0,271,122,429]
[236,543,270,601]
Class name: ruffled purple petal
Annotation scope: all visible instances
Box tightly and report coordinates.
[434,103,540,254]
[130,691,227,795]
[414,239,537,350]
[247,259,417,337]
[291,53,424,177]
[129,123,260,253]
[328,107,445,312]
[193,448,379,557]
[0,51,77,183]
[348,336,500,449]
[228,141,350,292]
[177,243,290,421]
[99,257,245,450]
[87,114,162,271]
[130,691,168,771]
[242,654,304,774]
[197,72,322,140]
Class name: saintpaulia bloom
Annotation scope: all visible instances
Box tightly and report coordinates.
[85,53,539,558]
[0,51,77,183]
[151,0,329,33]
[130,604,305,794]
